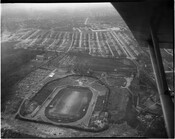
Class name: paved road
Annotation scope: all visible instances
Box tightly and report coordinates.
[106,40,114,57]
[67,32,75,53]
[164,49,173,56]
[76,28,82,49]
[84,18,88,25]
[110,31,130,58]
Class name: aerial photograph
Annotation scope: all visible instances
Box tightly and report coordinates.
[1,2,174,138]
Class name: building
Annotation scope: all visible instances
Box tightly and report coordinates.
[36,55,45,61]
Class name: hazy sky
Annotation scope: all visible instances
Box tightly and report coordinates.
[1,3,119,19]
[2,3,113,11]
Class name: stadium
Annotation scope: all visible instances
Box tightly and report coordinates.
[17,75,109,131]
